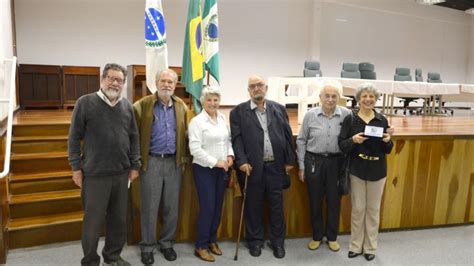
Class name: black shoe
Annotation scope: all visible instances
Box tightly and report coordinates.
[160,248,177,261]
[364,253,375,261]
[348,251,362,258]
[103,257,131,266]
[249,246,262,257]
[272,246,285,259]
[267,242,285,259]
[141,252,154,265]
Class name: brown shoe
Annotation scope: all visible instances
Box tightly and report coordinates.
[194,248,215,262]
[209,243,223,255]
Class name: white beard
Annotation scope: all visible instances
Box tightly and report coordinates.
[103,88,120,101]
[158,90,173,98]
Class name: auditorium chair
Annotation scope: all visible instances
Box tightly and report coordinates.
[341,62,360,108]
[415,68,423,82]
[303,60,322,77]
[427,72,453,115]
[427,72,442,83]
[341,62,361,79]
[394,67,417,115]
[414,68,429,114]
[359,62,376,80]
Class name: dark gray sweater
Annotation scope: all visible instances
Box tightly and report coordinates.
[68,93,141,177]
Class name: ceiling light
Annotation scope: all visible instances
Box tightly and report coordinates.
[415,0,446,5]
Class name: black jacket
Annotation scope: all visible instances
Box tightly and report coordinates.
[338,110,393,181]
[230,100,296,183]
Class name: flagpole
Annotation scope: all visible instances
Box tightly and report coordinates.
[206,69,210,86]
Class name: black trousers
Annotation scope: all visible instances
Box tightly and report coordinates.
[80,173,129,266]
[304,153,343,242]
[242,162,286,248]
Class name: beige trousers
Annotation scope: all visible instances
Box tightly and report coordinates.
[349,174,386,255]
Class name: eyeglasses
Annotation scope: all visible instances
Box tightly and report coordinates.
[248,83,266,90]
[106,76,124,85]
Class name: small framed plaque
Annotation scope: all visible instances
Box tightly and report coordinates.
[364,125,384,138]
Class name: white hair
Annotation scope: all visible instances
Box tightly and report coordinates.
[199,85,221,104]
[320,79,343,97]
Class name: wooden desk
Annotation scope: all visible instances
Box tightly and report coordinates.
[128,109,474,244]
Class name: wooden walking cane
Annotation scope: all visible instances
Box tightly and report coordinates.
[234,173,249,261]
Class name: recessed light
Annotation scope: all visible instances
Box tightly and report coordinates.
[415,0,446,5]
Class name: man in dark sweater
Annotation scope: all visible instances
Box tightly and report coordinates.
[68,63,141,266]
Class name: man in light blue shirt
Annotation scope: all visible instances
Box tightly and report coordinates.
[296,79,350,252]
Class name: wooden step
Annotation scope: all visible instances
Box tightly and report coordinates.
[12,135,69,142]
[9,190,82,219]
[9,189,80,205]
[10,152,70,175]
[7,213,83,249]
[13,124,70,137]
[12,135,68,154]
[7,211,83,231]
[11,151,68,161]
[9,177,77,195]
[9,170,72,182]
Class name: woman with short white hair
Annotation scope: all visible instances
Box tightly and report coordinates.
[188,86,234,262]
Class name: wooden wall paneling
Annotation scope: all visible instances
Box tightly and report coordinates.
[126,65,148,103]
[62,66,100,108]
[19,64,62,108]
[466,143,474,222]
[381,139,411,229]
[433,139,472,225]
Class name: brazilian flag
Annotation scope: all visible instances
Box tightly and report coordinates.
[182,0,204,113]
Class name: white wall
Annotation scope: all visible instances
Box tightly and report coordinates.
[1,0,15,121]
[318,0,470,82]
[14,0,312,104]
[468,16,474,83]
[14,0,474,105]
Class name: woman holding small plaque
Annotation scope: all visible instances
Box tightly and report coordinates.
[338,83,393,262]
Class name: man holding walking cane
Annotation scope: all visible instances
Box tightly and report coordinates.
[230,74,296,259]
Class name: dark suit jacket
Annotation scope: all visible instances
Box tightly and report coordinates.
[230,100,296,183]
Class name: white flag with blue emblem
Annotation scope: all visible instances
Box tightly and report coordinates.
[203,0,219,83]
[145,0,168,94]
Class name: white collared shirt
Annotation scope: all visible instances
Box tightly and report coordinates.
[188,110,234,168]
[97,89,123,107]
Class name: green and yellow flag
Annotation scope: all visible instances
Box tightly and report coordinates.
[182,0,204,113]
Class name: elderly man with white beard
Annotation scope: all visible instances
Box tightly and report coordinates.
[68,63,141,266]
[133,69,189,265]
